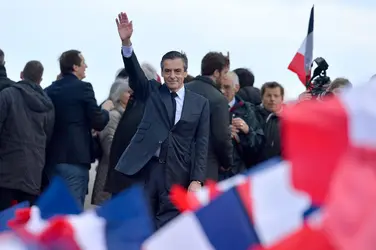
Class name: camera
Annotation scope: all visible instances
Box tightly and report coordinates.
[307,57,331,96]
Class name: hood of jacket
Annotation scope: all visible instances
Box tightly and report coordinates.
[0,65,7,79]
[13,80,54,113]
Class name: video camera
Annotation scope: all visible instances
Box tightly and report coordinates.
[306,57,331,96]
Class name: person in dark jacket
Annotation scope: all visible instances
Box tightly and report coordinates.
[254,81,284,163]
[105,66,161,195]
[185,52,233,181]
[220,72,264,180]
[0,61,54,211]
[45,50,112,208]
[0,49,15,92]
[234,68,261,106]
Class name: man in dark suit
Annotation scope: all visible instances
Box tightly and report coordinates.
[115,12,210,229]
[45,50,112,208]
[185,52,234,181]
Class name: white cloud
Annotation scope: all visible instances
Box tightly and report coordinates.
[1,0,375,100]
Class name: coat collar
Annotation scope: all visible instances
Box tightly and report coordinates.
[0,65,7,78]
[194,75,222,92]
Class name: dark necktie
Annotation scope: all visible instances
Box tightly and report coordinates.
[171,92,178,127]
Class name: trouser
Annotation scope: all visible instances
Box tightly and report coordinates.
[146,158,180,229]
[47,163,89,209]
[0,187,38,211]
[114,157,179,230]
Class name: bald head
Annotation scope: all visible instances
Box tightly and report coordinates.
[0,49,4,66]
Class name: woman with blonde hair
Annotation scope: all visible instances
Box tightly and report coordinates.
[91,76,133,205]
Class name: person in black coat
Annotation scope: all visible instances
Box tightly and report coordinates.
[234,68,262,106]
[0,61,54,210]
[254,81,284,164]
[0,49,15,92]
[185,52,233,181]
[44,50,112,208]
[104,66,160,195]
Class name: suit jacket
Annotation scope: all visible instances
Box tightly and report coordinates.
[185,76,233,181]
[45,74,109,166]
[115,51,210,187]
[105,85,158,194]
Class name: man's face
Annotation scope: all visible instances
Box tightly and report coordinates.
[73,54,87,80]
[262,87,283,112]
[221,75,239,102]
[161,58,187,92]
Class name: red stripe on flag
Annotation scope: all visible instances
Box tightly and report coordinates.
[236,180,254,223]
[288,52,309,85]
[281,96,349,205]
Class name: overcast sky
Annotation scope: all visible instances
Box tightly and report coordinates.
[1,0,375,101]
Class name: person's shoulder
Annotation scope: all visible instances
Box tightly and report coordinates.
[109,108,122,119]
[186,87,207,102]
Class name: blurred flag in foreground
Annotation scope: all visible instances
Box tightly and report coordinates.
[144,188,260,250]
[281,77,376,250]
[164,159,322,249]
[1,178,153,250]
[0,202,29,233]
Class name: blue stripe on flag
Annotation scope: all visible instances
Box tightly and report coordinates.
[195,188,260,250]
[36,177,82,220]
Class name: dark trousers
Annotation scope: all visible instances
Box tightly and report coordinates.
[113,157,179,230]
[0,187,38,211]
[146,158,180,229]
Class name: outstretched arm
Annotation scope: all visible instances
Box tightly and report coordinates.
[117,12,151,101]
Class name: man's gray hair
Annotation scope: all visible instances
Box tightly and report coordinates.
[227,71,239,87]
[141,62,159,80]
[109,77,131,106]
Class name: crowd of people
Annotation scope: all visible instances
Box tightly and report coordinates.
[0,12,353,230]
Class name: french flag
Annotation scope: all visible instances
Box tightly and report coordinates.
[6,178,154,250]
[143,187,260,250]
[164,159,323,249]
[288,5,314,85]
[0,201,29,233]
[8,177,82,232]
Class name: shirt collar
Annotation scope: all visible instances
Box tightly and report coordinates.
[170,86,185,100]
[228,97,236,108]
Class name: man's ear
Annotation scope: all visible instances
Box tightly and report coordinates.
[20,71,24,80]
[213,69,220,78]
[234,84,240,93]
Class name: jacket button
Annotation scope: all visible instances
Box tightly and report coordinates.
[159,159,166,164]
[159,140,162,144]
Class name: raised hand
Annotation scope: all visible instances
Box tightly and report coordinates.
[116,12,133,43]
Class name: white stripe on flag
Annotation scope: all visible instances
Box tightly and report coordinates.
[340,80,376,148]
[251,161,311,246]
[142,212,215,250]
[67,211,107,250]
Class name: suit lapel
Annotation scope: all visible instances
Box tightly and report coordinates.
[159,84,174,127]
[179,88,194,123]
